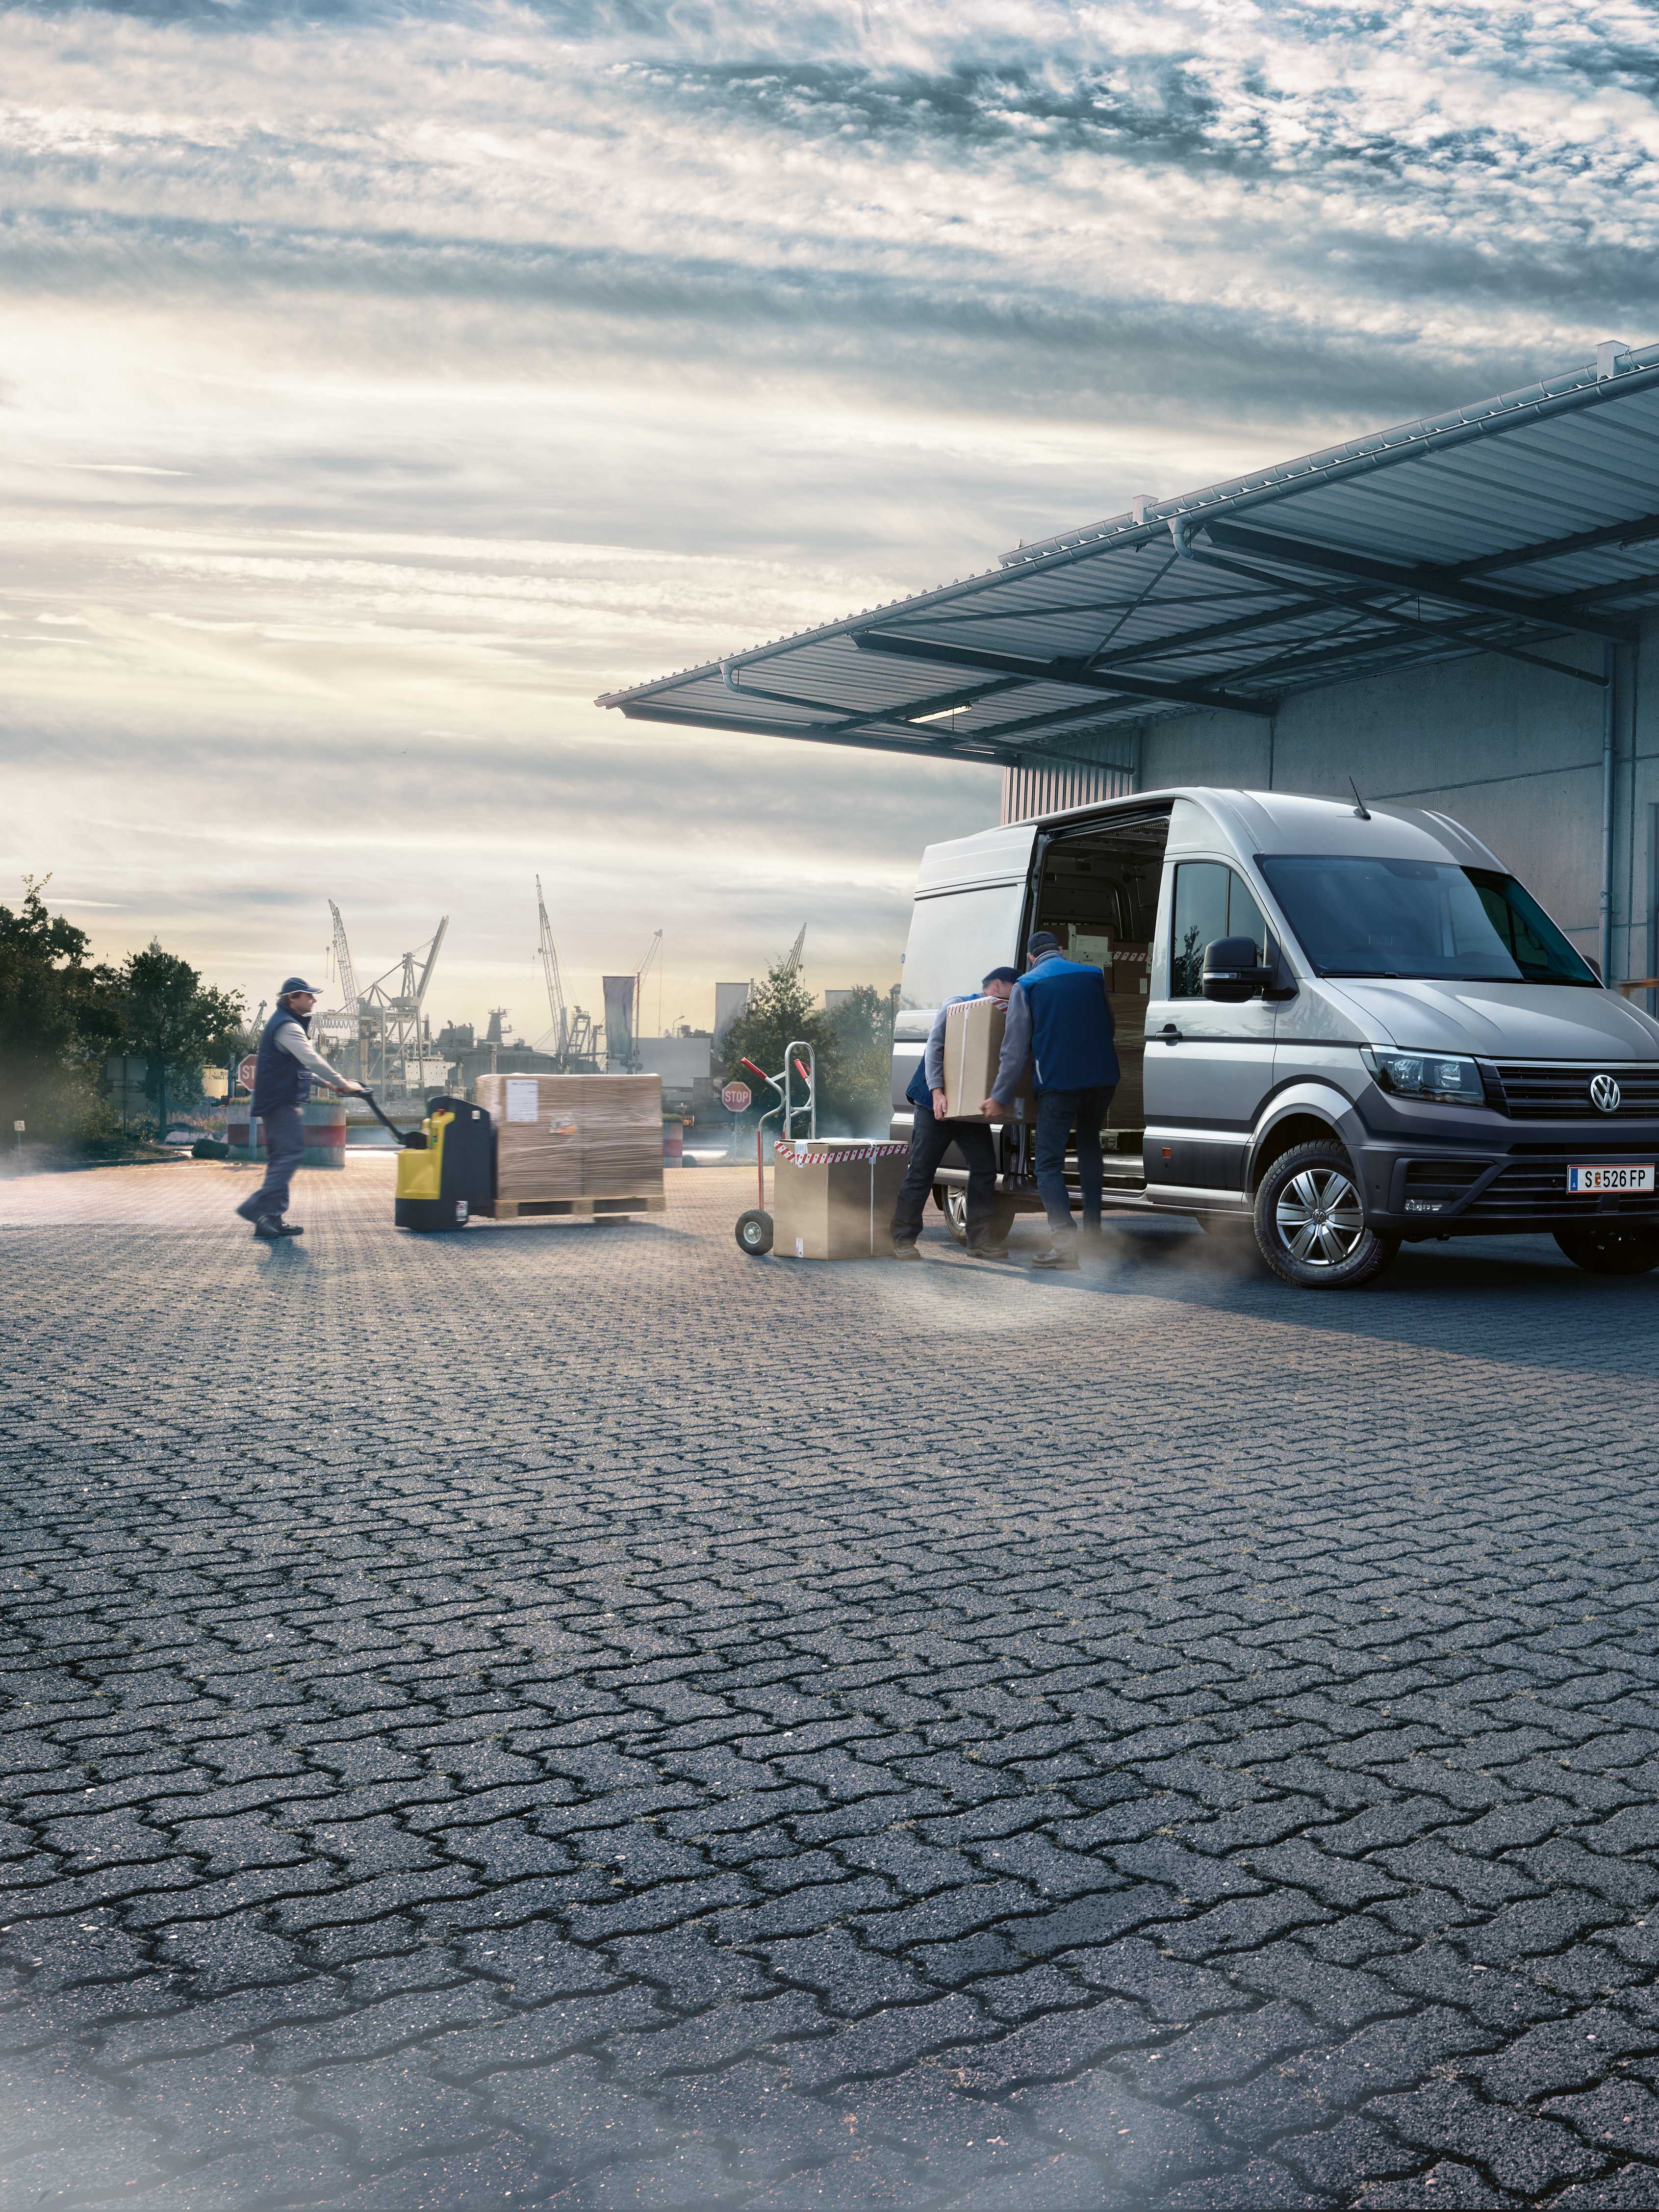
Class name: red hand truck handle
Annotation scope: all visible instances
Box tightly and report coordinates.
[740,1057,770,1083]
[793,1057,811,1083]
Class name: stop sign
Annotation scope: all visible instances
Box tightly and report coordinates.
[237,1054,257,1093]
[721,1080,752,1113]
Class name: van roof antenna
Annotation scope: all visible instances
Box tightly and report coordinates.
[1350,777,1372,821]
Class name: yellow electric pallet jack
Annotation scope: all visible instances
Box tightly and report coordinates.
[364,1092,495,1232]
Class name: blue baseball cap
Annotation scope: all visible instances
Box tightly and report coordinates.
[279,976,325,996]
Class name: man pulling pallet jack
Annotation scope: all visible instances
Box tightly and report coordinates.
[234,977,364,1239]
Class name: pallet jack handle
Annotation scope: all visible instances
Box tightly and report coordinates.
[357,1088,427,1150]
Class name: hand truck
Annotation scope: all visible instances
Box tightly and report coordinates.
[733,1042,815,1256]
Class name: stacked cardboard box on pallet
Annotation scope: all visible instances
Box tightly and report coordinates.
[474,1073,662,1204]
[579,1076,664,1196]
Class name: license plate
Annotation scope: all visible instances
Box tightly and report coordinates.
[1567,1163,1655,1193]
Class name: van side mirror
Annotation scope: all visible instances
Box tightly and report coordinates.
[1203,936,1276,1002]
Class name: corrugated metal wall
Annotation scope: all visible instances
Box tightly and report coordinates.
[1000,757,1133,823]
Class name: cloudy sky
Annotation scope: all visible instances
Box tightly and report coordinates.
[4,0,1658,1037]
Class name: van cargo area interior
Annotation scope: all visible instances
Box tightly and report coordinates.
[1033,815,1169,1182]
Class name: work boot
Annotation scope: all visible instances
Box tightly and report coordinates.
[891,1240,921,1261]
[253,1215,303,1238]
[1030,1239,1079,1271]
[969,1240,1009,1260]
[234,1195,266,1222]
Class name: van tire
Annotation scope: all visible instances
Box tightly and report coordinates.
[1554,1224,1659,1275]
[1254,1140,1398,1289]
[942,1186,1017,1248]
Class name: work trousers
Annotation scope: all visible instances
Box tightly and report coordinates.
[247,1104,306,1218]
[1034,1085,1115,1235]
[891,1113,1000,1247]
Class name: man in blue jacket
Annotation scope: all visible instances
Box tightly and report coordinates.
[984,930,1117,1271]
[234,977,363,1239]
[891,966,1019,1260]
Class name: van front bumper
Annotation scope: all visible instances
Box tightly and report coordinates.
[1355,1130,1659,1238]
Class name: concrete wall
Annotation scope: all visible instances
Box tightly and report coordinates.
[1128,617,1659,988]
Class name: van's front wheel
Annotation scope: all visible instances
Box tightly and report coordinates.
[1254,1141,1398,1289]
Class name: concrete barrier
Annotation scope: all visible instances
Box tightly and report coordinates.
[226,1099,347,1168]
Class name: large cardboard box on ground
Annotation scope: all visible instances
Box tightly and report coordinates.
[941,997,1036,1124]
[475,1072,662,1200]
[771,1139,909,1259]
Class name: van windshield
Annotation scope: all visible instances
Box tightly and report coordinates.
[1255,856,1598,986]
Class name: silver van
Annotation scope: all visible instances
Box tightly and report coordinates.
[894,788,1659,1287]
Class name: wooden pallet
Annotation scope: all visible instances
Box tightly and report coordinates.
[474,1193,666,1221]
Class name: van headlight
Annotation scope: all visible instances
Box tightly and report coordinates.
[1362,1047,1486,1104]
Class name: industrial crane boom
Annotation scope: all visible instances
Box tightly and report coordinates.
[412,917,448,1014]
[536,876,570,1056]
[329,900,360,1019]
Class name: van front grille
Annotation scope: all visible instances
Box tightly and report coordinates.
[1489,1063,1659,1119]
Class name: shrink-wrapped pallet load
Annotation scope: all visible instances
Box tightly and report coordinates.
[770,1139,909,1260]
[577,1075,663,1197]
[474,1072,663,1204]
[475,1073,584,1198]
[941,997,1036,1123]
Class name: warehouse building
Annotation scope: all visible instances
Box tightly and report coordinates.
[601,342,1659,998]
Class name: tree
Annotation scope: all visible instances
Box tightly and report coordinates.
[719,960,837,1136]
[119,943,244,1141]
[823,983,901,1135]
[720,965,901,1139]
[0,878,123,1143]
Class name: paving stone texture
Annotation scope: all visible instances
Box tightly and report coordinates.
[3,1155,1659,2210]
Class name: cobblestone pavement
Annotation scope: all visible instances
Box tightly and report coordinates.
[5,1157,1659,2211]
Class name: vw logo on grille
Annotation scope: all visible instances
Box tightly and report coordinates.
[1590,1073,1623,1113]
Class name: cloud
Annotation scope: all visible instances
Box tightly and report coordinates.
[3,0,1656,1020]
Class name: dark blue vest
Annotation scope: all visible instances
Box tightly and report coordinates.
[251,1005,309,1116]
[905,1058,933,1116]
[1022,957,1119,1092]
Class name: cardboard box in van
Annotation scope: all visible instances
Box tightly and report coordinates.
[1107,940,1151,995]
[941,997,1035,1122]
[771,1139,909,1259]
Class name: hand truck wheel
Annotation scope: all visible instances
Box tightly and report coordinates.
[735,1208,774,1256]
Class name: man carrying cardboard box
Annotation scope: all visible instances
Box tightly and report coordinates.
[891,966,1019,1260]
[984,931,1118,1271]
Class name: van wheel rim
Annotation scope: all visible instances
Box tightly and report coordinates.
[1276,1167,1365,1266]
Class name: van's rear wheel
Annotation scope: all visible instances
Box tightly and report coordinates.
[942,1186,1017,1248]
[1254,1141,1398,1289]
[1555,1224,1659,1275]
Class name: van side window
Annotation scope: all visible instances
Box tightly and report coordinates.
[1171,865,1270,996]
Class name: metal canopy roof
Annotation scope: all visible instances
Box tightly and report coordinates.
[598,342,1659,773]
